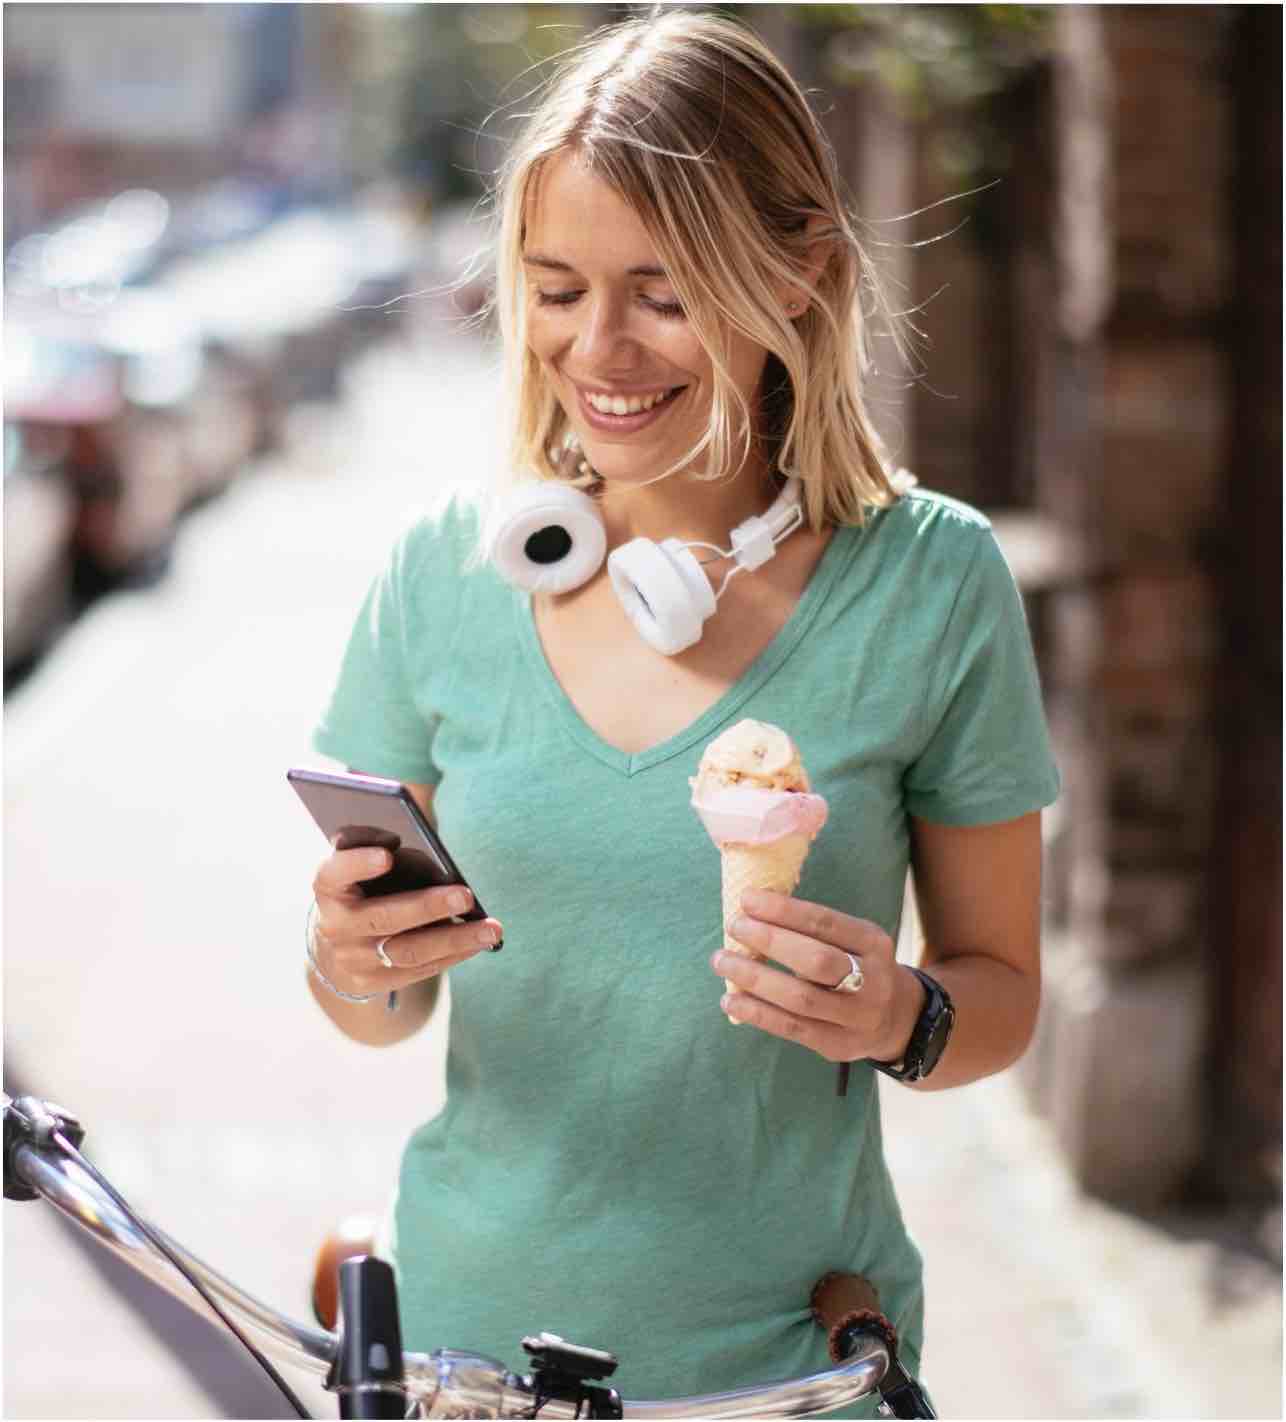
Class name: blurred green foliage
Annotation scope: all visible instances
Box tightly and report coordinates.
[378,3,1055,210]
[780,4,1056,249]
[607,3,1055,115]
[384,4,599,202]
[793,4,1054,118]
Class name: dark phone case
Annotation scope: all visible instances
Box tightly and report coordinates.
[287,768,488,922]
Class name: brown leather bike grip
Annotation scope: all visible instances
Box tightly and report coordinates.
[809,1271,894,1365]
[312,1214,379,1332]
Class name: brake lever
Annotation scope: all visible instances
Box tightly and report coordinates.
[3,1093,86,1201]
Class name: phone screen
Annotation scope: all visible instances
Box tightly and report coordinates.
[287,768,488,922]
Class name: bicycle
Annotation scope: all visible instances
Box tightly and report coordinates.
[4,1091,935,1420]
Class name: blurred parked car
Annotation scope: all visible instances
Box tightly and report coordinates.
[166,177,284,256]
[3,422,76,675]
[4,181,290,306]
[3,185,436,675]
[7,316,191,596]
[5,188,175,311]
[96,289,257,507]
[160,206,371,448]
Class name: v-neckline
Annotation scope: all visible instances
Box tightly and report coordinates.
[515,524,858,778]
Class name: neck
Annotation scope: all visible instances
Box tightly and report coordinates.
[596,453,783,551]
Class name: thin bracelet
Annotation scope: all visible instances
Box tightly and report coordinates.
[305,902,397,1009]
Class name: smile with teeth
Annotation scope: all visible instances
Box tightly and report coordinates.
[582,386,683,416]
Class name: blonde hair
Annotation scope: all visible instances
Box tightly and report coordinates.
[488,9,904,532]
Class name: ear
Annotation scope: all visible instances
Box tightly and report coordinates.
[779,215,834,319]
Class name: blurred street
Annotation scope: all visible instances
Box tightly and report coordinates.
[4,330,1280,1421]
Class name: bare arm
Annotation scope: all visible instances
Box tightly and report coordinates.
[901,810,1043,1090]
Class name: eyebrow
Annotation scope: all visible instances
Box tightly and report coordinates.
[522,251,669,279]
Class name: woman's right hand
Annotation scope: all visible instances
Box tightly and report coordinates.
[310,845,503,1000]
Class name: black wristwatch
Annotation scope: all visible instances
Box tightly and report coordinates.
[870,968,955,1083]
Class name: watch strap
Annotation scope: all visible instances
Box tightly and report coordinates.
[869,967,954,1083]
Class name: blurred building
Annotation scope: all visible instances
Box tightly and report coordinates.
[765,4,1281,1228]
[3,3,357,242]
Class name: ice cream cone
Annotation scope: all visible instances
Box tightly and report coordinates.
[720,830,813,1021]
[690,720,829,1026]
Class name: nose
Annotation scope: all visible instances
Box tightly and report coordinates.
[572,291,639,369]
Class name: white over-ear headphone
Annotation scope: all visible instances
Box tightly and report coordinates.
[489,477,804,655]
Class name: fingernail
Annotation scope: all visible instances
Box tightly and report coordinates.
[711,951,727,973]
[729,914,753,940]
[448,888,472,913]
[720,994,734,1014]
[476,923,501,948]
[368,849,391,871]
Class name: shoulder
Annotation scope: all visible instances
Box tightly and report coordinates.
[876,486,992,543]
[397,483,484,564]
[824,487,1025,655]
[384,483,487,591]
[366,485,497,646]
[851,486,996,585]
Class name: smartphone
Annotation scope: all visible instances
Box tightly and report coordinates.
[287,768,492,928]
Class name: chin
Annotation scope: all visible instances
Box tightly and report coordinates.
[585,449,676,487]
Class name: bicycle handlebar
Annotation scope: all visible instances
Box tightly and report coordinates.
[9,1116,898,1419]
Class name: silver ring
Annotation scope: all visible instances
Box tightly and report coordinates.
[832,952,864,994]
[375,938,394,970]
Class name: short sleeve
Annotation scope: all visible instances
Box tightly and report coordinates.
[903,529,1061,825]
[312,525,444,785]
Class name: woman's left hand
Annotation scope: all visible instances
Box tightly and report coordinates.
[711,889,923,1065]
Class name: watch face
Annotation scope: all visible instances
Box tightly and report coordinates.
[919,1000,956,1077]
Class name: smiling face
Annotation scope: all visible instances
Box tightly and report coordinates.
[523,150,773,490]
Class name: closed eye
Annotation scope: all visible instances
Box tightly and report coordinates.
[643,296,685,320]
[534,289,685,320]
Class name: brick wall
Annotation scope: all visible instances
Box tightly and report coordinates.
[767,6,1278,1208]
[1014,6,1279,1209]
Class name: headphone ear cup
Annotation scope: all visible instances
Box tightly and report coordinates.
[489,484,607,594]
[607,537,717,655]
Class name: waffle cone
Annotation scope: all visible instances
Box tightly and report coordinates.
[721,832,813,1022]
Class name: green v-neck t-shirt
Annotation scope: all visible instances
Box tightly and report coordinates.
[312,485,1060,1414]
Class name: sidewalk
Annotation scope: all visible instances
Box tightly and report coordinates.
[4,330,1280,1420]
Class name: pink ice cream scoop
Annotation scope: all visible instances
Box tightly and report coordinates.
[690,784,829,846]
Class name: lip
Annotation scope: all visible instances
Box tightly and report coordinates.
[574,382,686,433]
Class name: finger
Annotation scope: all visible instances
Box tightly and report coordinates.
[314,846,394,896]
[334,883,477,943]
[338,942,483,998]
[726,908,882,993]
[381,917,502,970]
[719,990,853,1061]
[737,892,892,960]
[714,949,855,1029]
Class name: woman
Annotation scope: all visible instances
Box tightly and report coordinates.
[306,10,1059,1414]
